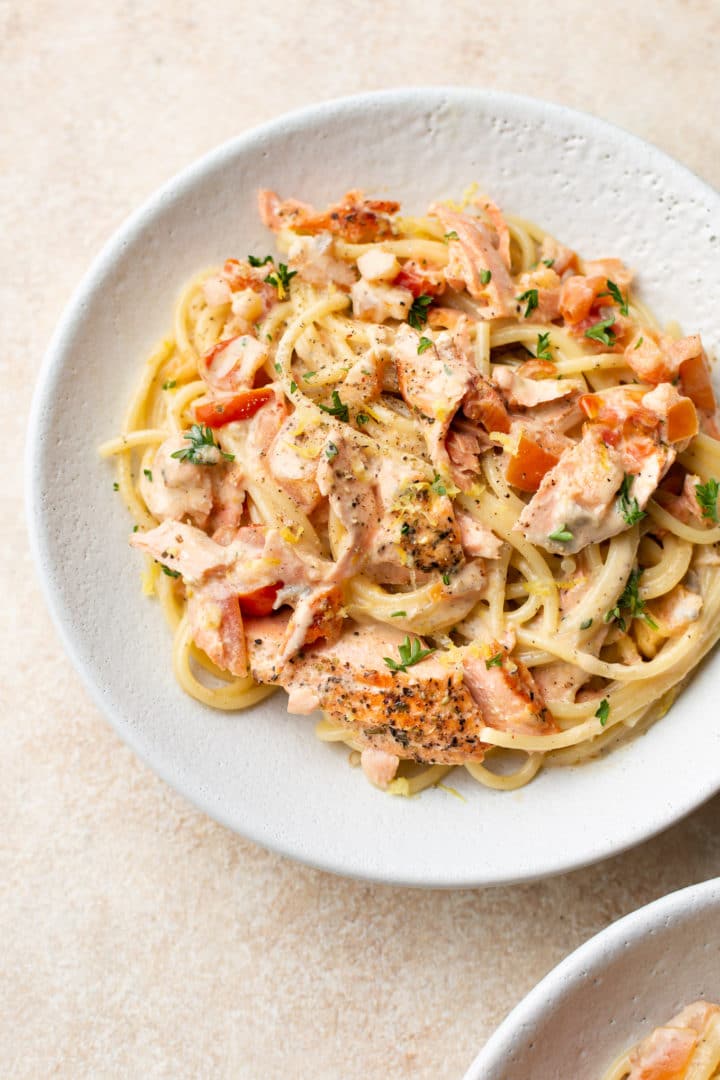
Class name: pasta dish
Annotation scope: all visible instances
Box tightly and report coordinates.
[603,1000,720,1079]
[100,185,720,795]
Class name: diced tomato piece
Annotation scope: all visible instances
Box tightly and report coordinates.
[394,265,445,298]
[238,582,281,617]
[195,387,274,428]
[506,432,559,492]
[679,352,716,412]
[666,397,699,443]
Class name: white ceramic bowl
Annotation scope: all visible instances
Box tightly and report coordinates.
[464,877,720,1078]
[27,88,720,887]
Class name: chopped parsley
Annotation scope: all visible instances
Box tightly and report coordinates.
[356,412,369,425]
[161,565,181,578]
[617,473,647,526]
[517,289,538,318]
[443,230,459,242]
[485,652,503,669]
[580,618,593,630]
[400,522,410,535]
[535,331,553,361]
[303,371,316,381]
[541,257,555,268]
[548,525,573,542]
[408,293,433,330]
[325,442,338,459]
[274,361,282,374]
[132,525,139,533]
[170,423,234,465]
[417,336,433,355]
[143,468,153,482]
[391,611,407,618]
[695,478,720,523]
[595,698,610,726]
[633,336,644,350]
[585,317,616,347]
[479,269,492,286]
[289,380,297,394]
[264,262,297,299]
[162,379,177,390]
[442,572,451,586]
[112,481,119,491]
[383,635,436,672]
[601,279,629,316]
[318,390,350,423]
[431,473,448,496]
[248,254,273,267]
[604,568,658,632]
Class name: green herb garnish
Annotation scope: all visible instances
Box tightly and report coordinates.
[264,262,297,298]
[601,279,629,316]
[417,336,433,354]
[548,525,573,542]
[391,611,407,618]
[485,652,503,669]
[162,379,177,390]
[143,469,153,482]
[580,618,593,630]
[303,371,316,381]
[442,573,451,586]
[517,289,538,318]
[585,317,616,347]
[595,698,610,726]
[618,473,647,526]
[161,565,181,578]
[408,294,433,330]
[400,522,410,535]
[431,473,447,496]
[383,635,436,673]
[248,254,273,267]
[356,412,369,425]
[536,331,553,361]
[113,481,119,491]
[325,442,338,459]
[318,390,350,423]
[542,257,555,268]
[170,424,234,465]
[604,568,657,631]
[289,380,297,394]
[443,231,459,242]
[695,478,720,523]
[480,269,492,286]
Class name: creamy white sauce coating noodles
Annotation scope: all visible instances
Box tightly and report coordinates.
[602,1000,720,1079]
[100,185,720,795]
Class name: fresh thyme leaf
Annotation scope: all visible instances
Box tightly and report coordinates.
[536,331,553,361]
[170,423,234,465]
[585,317,616,347]
[143,469,153,481]
[264,262,297,298]
[617,473,647,526]
[695,478,720,523]
[318,390,349,423]
[580,618,593,630]
[161,565,181,578]
[408,294,433,331]
[517,289,539,318]
[383,634,436,672]
[604,568,657,631]
[417,336,433,354]
[162,379,177,390]
[485,652,503,669]
[480,269,492,286]
[248,254,273,267]
[325,442,338,459]
[431,473,447,496]
[548,525,573,542]
[602,279,629,316]
[595,698,610,725]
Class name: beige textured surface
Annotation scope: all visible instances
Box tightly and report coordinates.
[4,2,720,1077]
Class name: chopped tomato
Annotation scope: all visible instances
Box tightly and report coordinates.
[506,432,559,492]
[195,388,274,428]
[666,397,699,442]
[394,265,445,298]
[238,582,281,617]
[679,352,716,412]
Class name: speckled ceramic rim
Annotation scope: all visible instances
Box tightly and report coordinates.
[26,88,720,887]
[463,876,720,1078]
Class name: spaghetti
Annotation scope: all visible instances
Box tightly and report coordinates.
[100,186,720,794]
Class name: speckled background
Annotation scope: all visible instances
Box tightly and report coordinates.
[4,2,720,1077]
